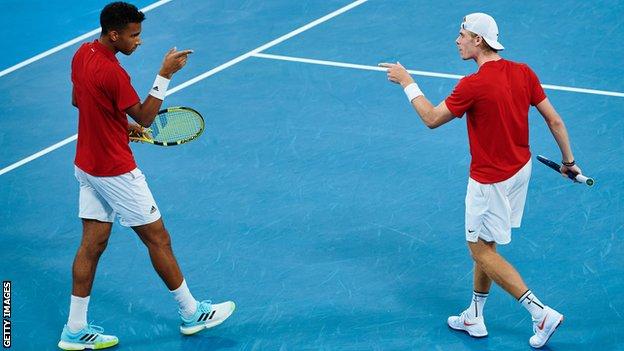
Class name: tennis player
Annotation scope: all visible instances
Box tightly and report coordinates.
[381,13,582,348]
[58,2,234,349]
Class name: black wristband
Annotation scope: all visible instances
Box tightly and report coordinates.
[562,160,575,167]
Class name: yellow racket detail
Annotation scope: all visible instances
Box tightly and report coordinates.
[129,106,205,146]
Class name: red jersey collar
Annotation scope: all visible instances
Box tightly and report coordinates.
[92,39,118,62]
[479,58,504,70]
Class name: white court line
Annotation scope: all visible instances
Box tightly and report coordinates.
[0,0,173,78]
[168,0,367,95]
[0,0,368,176]
[252,52,624,98]
[0,135,78,176]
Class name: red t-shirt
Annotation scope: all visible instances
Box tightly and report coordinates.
[444,59,546,183]
[71,40,140,176]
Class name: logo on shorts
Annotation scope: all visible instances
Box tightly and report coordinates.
[468,229,476,233]
[150,205,157,214]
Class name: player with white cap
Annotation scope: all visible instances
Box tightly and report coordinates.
[380,13,582,349]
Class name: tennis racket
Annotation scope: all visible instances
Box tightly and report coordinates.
[536,155,594,187]
[130,106,204,146]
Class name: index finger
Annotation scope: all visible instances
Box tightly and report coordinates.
[172,49,194,57]
[378,62,394,68]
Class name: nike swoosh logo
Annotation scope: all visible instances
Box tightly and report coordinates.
[538,313,548,330]
[468,230,475,233]
[464,321,477,326]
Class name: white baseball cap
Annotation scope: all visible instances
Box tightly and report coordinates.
[460,13,504,51]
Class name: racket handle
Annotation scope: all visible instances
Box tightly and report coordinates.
[571,173,594,186]
[536,155,594,187]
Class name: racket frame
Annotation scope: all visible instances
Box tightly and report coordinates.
[130,106,205,146]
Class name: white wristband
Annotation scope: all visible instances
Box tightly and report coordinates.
[403,82,423,102]
[149,75,170,100]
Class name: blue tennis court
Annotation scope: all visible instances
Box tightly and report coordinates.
[1,1,623,350]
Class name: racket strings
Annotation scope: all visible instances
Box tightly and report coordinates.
[152,109,203,142]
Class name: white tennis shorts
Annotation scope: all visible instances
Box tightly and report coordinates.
[465,159,531,245]
[74,166,161,227]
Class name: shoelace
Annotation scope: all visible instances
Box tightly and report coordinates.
[86,323,104,334]
[197,300,213,314]
[532,322,538,334]
[179,300,213,320]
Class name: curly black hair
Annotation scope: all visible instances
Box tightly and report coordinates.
[100,2,145,34]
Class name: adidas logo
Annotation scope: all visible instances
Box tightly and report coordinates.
[150,205,157,214]
[79,333,99,342]
[197,310,216,322]
[152,86,159,91]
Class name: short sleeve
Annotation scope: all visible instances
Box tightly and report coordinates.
[444,77,475,118]
[527,66,546,106]
[101,65,140,111]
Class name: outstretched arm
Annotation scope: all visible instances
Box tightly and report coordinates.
[536,98,582,176]
[379,62,455,129]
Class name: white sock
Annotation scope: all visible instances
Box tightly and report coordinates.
[170,279,198,318]
[67,295,90,332]
[518,289,546,320]
[466,291,488,319]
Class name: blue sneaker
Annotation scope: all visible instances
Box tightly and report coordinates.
[180,300,235,335]
[57,324,118,350]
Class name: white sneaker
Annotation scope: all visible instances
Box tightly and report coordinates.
[447,311,488,338]
[58,324,118,350]
[529,306,564,348]
[179,300,236,335]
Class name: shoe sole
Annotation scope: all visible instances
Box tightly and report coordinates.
[447,323,488,338]
[531,315,564,349]
[180,302,236,336]
[57,339,119,350]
